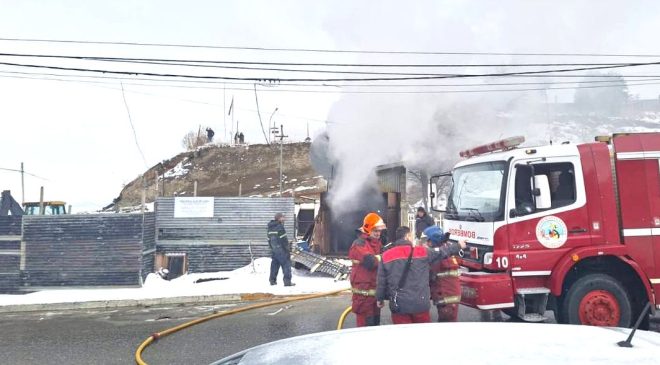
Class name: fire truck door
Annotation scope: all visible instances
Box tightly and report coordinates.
[505,157,591,274]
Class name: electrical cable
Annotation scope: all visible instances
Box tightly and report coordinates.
[0,60,659,82]
[119,82,148,168]
[2,37,660,58]
[0,52,641,67]
[0,167,49,180]
[1,72,657,96]
[2,69,656,88]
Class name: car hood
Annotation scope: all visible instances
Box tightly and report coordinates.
[211,322,660,365]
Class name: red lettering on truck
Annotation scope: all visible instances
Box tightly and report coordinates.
[448,228,476,239]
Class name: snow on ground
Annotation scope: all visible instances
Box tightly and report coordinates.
[163,159,191,179]
[0,258,349,307]
[293,185,316,192]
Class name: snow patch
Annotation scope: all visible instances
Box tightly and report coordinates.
[294,186,316,192]
[163,160,191,179]
[0,258,349,307]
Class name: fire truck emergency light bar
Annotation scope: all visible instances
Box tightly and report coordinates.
[459,136,525,158]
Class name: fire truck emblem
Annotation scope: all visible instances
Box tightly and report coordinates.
[535,216,568,249]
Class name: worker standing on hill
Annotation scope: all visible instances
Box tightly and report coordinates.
[268,213,295,287]
[423,226,461,322]
[376,226,465,324]
[206,127,215,143]
[349,212,386,327]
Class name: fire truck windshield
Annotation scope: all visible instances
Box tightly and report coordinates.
[446,161,507,222]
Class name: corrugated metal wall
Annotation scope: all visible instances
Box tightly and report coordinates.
[0,216,22,293]
[22,213,154,288]
[157,243,271,272]
[141,214,156,281]
[155,197,294,272]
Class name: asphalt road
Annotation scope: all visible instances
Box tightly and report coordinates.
[0,294,657,365]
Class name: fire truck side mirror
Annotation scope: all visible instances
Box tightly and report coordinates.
[429,175,449,212]
[533,175,552,210]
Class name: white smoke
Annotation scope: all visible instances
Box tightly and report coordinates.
[318,0,660,214]
[325,91,550,213]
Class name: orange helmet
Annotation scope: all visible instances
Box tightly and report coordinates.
[359,212,386,234]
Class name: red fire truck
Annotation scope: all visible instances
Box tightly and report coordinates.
[429,133,659,327]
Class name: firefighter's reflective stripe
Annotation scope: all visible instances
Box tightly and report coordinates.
[375,254,381,262]
[434,295,461,305]
[351,259,361,265]
[267,231,279,235]
[351,288,377,297]
[436,269,461,278]
[279,233,288,238]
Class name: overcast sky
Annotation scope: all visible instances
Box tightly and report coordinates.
[1,0,660,212]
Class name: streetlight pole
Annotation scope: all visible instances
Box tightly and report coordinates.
[271,124,288,196]
[268,107,279,144]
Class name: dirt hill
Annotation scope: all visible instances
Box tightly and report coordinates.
[110,142,326,210]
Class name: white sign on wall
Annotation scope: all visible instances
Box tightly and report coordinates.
[174,197,215,218]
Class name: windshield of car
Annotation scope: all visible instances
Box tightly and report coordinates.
[446,161,507,222]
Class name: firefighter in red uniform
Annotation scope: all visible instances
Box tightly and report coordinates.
[349,212,386,327]
[423,226,462,322]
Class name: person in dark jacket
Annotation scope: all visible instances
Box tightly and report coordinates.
[206,128,215,143]
[415,207,435,239]
[376,226,465,324]
[349,212,386,327]
[268,213,295,286]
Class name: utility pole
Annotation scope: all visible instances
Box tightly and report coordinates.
[39,186,45,215]
[271,124,288,196]
[20,162,25,204]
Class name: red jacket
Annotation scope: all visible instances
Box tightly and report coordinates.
[430,254,461,304]
[349,233,382,290]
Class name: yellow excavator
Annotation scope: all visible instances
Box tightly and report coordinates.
[22,201,67,215]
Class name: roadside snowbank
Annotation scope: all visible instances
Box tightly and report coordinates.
[0,258,349,307]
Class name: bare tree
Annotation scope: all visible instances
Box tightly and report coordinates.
[182,126,208,150]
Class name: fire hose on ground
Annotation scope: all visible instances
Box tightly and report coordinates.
[134,288,349,365]
[336,305,353,330]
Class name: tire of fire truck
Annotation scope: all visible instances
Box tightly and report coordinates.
[560,273,632,327]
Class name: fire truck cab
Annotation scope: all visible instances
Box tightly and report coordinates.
[430,133,659,327]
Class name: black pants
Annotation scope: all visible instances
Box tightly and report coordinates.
[269,249,292,285]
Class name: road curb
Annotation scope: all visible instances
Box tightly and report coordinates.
[0,293,245,313]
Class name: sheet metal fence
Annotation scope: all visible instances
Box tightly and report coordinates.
[155,197,295,272]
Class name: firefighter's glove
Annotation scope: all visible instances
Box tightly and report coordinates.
[441,232,451,243]
[361,254,379,270]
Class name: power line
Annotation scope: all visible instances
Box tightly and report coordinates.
[2,37,660,58]
[119,82,148,167]
[2,69,656,88]
[0,52,641,68]
[4,71,655,97]
[252,83,270,144]
[0,167,48,180]
[0,59,659,82]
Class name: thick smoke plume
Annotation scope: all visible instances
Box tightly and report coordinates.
[318,0,658,215]
[325,92,549,214]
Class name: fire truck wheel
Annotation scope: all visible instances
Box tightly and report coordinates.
[562,273,632,327]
